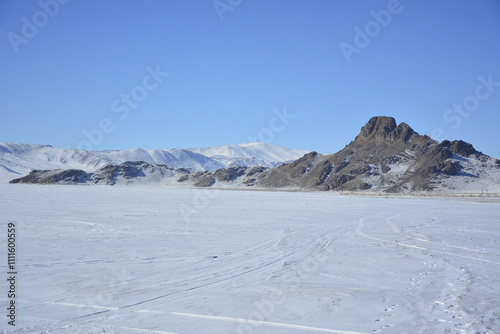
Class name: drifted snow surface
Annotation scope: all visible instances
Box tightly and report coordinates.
[0,184,499,334]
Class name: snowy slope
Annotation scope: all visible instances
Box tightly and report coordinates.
[190,142,309,167]
[430,153,500,193]
[0,143,109,181]
[0,142,309,183]
[190,143,309,162]
[92,148,225,171]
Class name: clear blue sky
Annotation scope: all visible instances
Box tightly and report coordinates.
[1,0,500,157]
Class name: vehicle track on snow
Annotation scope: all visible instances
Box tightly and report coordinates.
[355,210,488,333]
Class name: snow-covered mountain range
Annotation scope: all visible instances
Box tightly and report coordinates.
[6,117,500,193]
[0,142,309,183]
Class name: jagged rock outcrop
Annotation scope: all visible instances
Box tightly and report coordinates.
[11,161,188,186]
[10,169,90,185]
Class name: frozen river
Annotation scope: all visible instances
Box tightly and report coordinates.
[1,184,499,333]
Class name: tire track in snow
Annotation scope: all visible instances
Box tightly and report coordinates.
[355,208,498,333]
[357,212,500,265]
[6,312,180,334]
[14,222,363,333]
[356,212,425,250]
[170,311,371,334]
[99,324,180,334]
[117,224,345,310]
[18,303,367,334]
[385,214,490,254]
[117,256,286,310]
[37,224,352,332]
[23,233,286,311]
[8,233,293,332]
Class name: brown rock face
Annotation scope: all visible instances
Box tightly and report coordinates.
[356,116,398,141]
[355,116,415,143]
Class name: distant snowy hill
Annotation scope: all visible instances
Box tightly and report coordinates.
[189,142,309,168]
[0,142,309,183]
[92,148,225,171]
[0,143,108,179]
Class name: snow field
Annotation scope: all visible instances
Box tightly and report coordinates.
[0,184,499,333]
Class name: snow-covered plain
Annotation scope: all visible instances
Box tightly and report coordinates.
[1,184,499,334]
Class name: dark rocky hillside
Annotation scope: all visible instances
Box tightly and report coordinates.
[257,116,498,192]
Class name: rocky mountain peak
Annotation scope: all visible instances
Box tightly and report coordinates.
[357,116,397,139]
[355,116,416,143]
